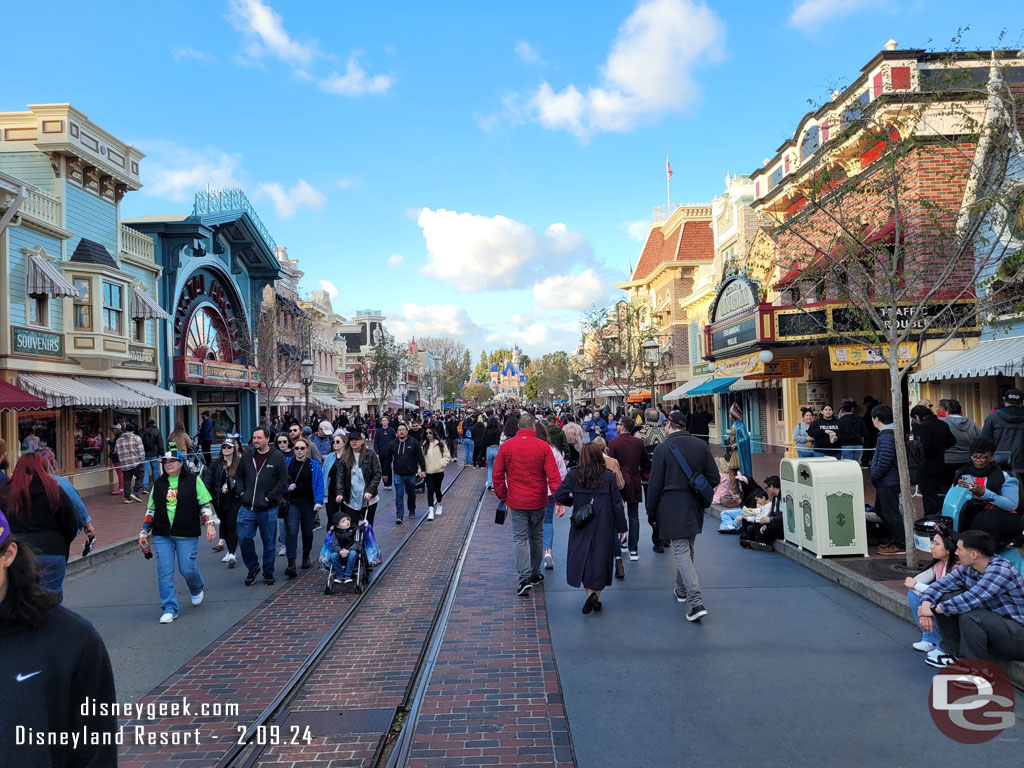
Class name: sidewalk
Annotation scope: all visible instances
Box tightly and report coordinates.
[68,487,149,569]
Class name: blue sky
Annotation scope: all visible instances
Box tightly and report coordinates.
[5,0,1022,357]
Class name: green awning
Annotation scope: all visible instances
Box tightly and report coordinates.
[687,376,739,395]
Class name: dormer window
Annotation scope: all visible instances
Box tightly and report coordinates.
[769,166,784,190]
[800,126,820,160]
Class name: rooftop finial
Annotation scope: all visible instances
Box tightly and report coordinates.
[884,39,898,51]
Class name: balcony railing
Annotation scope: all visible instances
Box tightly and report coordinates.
[19,187,61,230]
[120,223,155,261]
[193,188,277,254]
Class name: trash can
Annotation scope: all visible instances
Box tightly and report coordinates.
[913,515,954,553]
[780,457,867,558]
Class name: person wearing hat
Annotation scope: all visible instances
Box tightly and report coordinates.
[313,420,334,460]
[334,429,382,527]
[981,387,1024,480]
[645,410,720,622]
[0,510,118,767]
[140,447,218,623]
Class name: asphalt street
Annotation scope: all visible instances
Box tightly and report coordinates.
[542,504,1024,768]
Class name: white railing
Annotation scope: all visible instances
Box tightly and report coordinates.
[20,187,61,229]
[120,223,155,261]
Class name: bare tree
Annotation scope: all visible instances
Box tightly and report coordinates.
[418,336,471,409]
[581,300,662,405]
[354,338,408,413]
[765,50,1024,567]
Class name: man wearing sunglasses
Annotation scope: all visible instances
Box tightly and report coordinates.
[236,427,289,585]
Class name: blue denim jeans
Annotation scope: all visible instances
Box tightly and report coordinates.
[486,445,500,487]
[142,457,161,491]
[907,589,942,647]
[153,536,204,616]
[543,496,555,552]
[796,448,815,458]
[237,506,278,576]
[841,446,863,462]
[393,473,417,520]
[36,554,67,602]
[463,438,475,466]
[285,498,316,560]
[328,549,359,578]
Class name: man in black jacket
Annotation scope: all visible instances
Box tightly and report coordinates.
[140,418,165,494]
[981,388,1024,479]
[386,424,426,523]
[236,426,289,585]
[911,405,956,517]
[646,411,720,622]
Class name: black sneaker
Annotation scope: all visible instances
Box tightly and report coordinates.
[264,574,276,586]
[517,580,533,596]
[396,518,403,525]
[687,604,708,622]
[653,543,665,553]
[739,537,751,549]
[301,556,312,569]
[245,570,259,586]
[530,573,544,585]
[673,589,686,603]
[749,541,773,552]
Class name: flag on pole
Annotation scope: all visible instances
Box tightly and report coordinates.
[666,158,673,180]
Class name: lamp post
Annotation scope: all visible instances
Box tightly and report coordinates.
[300,357,314,426]
[548,387,555,407]
[644,338,661,412]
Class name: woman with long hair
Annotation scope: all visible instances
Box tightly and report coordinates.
[205,437,243,567]
[167,421,193,454]
[501,414,519,444]
[323,431,349,523]
[0,453,76,599]
[423,426,449,520]
[283,437,324,577]
[534,423,568,571]
[904,526,958,655]
[554,442,626,614]
[335,429,381,527]
[484,417,503,490]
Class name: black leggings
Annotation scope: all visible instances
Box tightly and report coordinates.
[426,472,444,506]
[219,500,239,553]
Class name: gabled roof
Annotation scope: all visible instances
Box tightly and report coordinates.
[631,227,665,281]
[630,218,714,282]
[69,238,118,269]
[677,220,715,262]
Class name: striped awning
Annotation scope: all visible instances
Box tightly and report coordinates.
[117,380,192,407]
[910,337,1024,383]
[25,248,77,298]
[664,375,712,400]
[131,284,169,320]
[313,394,344,408]
[18,374,146,408]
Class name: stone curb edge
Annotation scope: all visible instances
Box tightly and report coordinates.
[707,504,1024,691]
[67,537,138,576]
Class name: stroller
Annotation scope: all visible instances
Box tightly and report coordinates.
[320,506,379,595]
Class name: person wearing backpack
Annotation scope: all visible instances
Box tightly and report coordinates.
[645,411,720,623]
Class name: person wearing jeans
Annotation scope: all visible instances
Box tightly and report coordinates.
[486,444,500,488]
[463,435,475,466]
[393,473,418,522]
[387,424,426,522]
[237,506,277,580]
[236,427,289,585]
[153,536,204,621]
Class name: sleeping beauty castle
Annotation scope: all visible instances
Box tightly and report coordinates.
[489,345,528,400]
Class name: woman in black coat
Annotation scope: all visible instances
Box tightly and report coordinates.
[554,443,627,614]
[204,438,243,567]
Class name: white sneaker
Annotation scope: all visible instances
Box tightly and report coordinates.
[226,554,236,568]
[435,503,442,516]
[159,612,176,624]
[629,551,639,561]
[191,591,204,606]
[279,544,286,556]
[221,552,232,563]
[543,552,554,570]
[343,577,354,584]
[912,640,936,653]
[427,508,435,521]
[925,648,956,668]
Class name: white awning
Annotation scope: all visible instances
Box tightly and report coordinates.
[25,248,77,298]
[313,394,344,408]
[117,380,192,407]
[729,377,779,391]
[910,337,1024,383]
[18,374,146,408]
[664,374,712,399]
[131,284,169,320]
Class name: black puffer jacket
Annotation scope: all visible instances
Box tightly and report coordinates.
[981,405,1024,472]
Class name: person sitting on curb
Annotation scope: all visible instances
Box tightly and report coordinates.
[917,530,1024,669]
[905,523,958,655]
[739,475,782,552]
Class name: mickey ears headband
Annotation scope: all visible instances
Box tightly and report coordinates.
[225,433,242,439]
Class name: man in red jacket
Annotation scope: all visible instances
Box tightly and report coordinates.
[493,412,564,595]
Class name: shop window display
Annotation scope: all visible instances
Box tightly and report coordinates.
[18,411,58,460]
[75,411,105,468]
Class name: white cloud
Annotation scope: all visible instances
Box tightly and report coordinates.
[388,253,404,269]
[533,269,608,311]
[497,0,725,141]
[417,208,592,292]
[141,144,245,202]
[318,280,339,299]
[624,219,650,242]
[227,0,319,69]
[336,176,360,189]
[387,303,482,339]
[319,53,394,96]
[255,179,327,218]
[788,0,881,31]
[506,323,551,348]
[172,47,218,63]
[515,41,545,66]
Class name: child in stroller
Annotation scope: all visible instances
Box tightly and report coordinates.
[320,509,375,594]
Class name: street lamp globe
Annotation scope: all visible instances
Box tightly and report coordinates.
[758,349,774,364]
[300,357,314,383]
[643,338,661,366]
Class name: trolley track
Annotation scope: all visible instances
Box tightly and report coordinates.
[216,465,485,767]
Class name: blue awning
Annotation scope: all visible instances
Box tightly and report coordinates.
[687,376,739,395]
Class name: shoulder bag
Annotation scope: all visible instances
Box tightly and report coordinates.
[571,499,595,529]
[669,444,715,508]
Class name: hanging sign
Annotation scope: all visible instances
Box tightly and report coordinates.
[828,343,917,370]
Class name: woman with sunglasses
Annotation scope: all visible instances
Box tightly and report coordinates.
[323,431,349,522]
[205,437,243,567]
[283,437,324,576]
[335,429,382,526]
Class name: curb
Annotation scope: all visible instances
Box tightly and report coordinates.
[708,504,1024,690]
[66,538,137,576]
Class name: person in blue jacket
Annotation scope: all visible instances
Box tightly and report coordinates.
[283,437,324,576]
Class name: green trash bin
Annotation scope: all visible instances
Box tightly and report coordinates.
[780,457,836,549]
[782,457,867,558]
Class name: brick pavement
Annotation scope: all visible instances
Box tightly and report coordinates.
[116,462,464,768]
[255,466,486,767]
[404,502,575,768]
[69,488,146,564]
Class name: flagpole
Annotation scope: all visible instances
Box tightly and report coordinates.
[665,148,670,210]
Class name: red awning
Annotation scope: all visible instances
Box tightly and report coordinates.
[0,380,48,411]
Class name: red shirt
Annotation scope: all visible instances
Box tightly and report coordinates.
[492,429,561,510]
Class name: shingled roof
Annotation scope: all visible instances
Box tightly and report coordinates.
[69,238,118,269]
[629,218,714,282]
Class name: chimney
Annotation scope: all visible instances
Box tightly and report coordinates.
[884,39,898,51]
